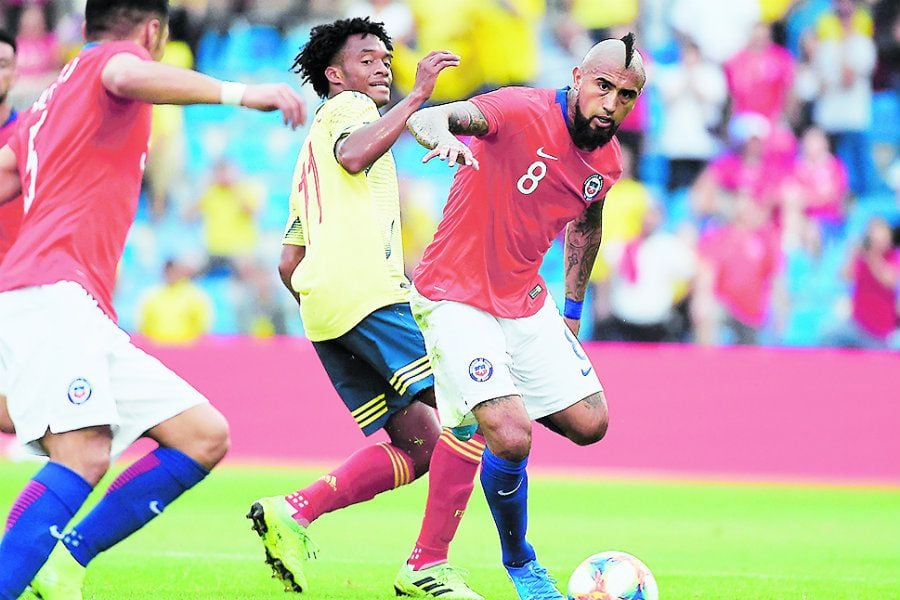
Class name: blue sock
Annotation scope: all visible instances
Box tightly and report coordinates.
[64,447,208,567]
[0,462,92,600]
[480,448,536,568]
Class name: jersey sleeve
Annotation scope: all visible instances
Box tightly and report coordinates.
[469,87,534,136]
[321,91,380,152]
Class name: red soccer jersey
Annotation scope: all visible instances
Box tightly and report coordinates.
[0,41,152,320]
[0,110,21,264]
[413,87,623,318]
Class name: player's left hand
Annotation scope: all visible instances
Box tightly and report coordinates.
[242,83,307,129]
[421,140,480,170]
[564,317,580,337]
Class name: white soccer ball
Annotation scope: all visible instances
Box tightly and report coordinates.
[567,550,658,600]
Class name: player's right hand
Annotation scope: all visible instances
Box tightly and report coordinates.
[412,51,461,100]
[421,140,479,170]
[242,83,307,129]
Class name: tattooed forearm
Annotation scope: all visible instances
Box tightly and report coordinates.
[407,101,488,150]
[447,103,489,136]
[564,199,604,302]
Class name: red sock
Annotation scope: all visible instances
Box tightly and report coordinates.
[407,430,484,571]
[284,442,413,526]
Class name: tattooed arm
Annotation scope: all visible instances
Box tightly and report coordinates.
[563,199,604,335]
[406,101,487,169]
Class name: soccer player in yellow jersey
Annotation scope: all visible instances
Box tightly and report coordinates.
[247,18,484,599]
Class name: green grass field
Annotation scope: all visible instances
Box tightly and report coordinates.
[2,460,899,599]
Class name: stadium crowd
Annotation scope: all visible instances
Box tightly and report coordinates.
[1,0,898,348]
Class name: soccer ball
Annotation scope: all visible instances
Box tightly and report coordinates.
[566,551,658,600]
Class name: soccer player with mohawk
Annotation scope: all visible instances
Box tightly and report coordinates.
[247,17,484,599]
[406,34,647,599]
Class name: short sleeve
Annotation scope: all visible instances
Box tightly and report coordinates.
[282,201,306,246]
[469,87,536,136]
[321,91,380,150]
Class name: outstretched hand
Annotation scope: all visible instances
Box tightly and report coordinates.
[242,83,307,129]
[413,50,461,100]
[421,141,480,170]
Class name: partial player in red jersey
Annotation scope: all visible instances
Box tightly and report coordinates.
[0,2,305,599]
[0,29,19,439]
[0,29,19,270]
[405,35,646,599]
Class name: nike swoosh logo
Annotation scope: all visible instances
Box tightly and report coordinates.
[49,525,65,540]
[497,478,523,497]
[149,501,163,515]
[536,147,559,161]
[581,367,593,377]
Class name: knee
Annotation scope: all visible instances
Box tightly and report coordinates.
[569,401,608,446]
[188,413,230,470]
[59,441,111,487]
[486,421,532,462]
[0,395,13,434]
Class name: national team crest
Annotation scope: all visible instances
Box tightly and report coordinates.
[582,173,604,201]
[67,378,92,405]
[468,358,494,383]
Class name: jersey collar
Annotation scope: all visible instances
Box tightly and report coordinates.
[1,108,17,130]
[555,86,570,125]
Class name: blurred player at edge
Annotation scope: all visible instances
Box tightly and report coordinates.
[247,18,485,599]
[405,34,646,599]
[0,28,20,441]
[0,1,306,598]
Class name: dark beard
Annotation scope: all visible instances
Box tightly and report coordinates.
[568,102,618,151]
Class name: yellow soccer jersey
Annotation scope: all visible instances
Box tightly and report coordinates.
[284,91,409,341]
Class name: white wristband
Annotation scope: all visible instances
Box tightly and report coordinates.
[220,81,247,106]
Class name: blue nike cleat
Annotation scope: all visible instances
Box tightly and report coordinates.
[505,559,564,600]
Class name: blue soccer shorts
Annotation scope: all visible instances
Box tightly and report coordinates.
[312,303,434,436]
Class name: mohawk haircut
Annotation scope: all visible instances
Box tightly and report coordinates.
[291,17,393,99]
[620,32,636,67]
[85,0,169,39]
[0,30,16,53]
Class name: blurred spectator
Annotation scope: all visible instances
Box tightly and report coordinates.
[725,22,796,124]
[190,158,263,275]
[138,259,214,345]
[804,0,878,195]
[692,113,794,224]
[11,2,61,106]
[392,0,486,102]
[145,9,194,220]
[564,0,638,43]
[233,259,288,337]
[822,217,899,348]
[693,198,782,345]
[476,0,545,90]
[345,0,414,45]
[871,0,899,91]
[589,146,651,282]
[783,126,849,231]
[669,0,760,64]
[780,217,844,345]
[786,0,833,57]
[656,38,728,191]
[594,201,696,342]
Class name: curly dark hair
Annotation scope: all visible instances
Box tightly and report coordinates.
[291,17,393,99]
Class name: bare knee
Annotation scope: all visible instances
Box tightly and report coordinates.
[151,405,231,471]
[183,412,230,470]
[474,397,533,462]
[0,395,14,434]
[386,401,441,479]
[568,394,609,446]
[45,428,112,486]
